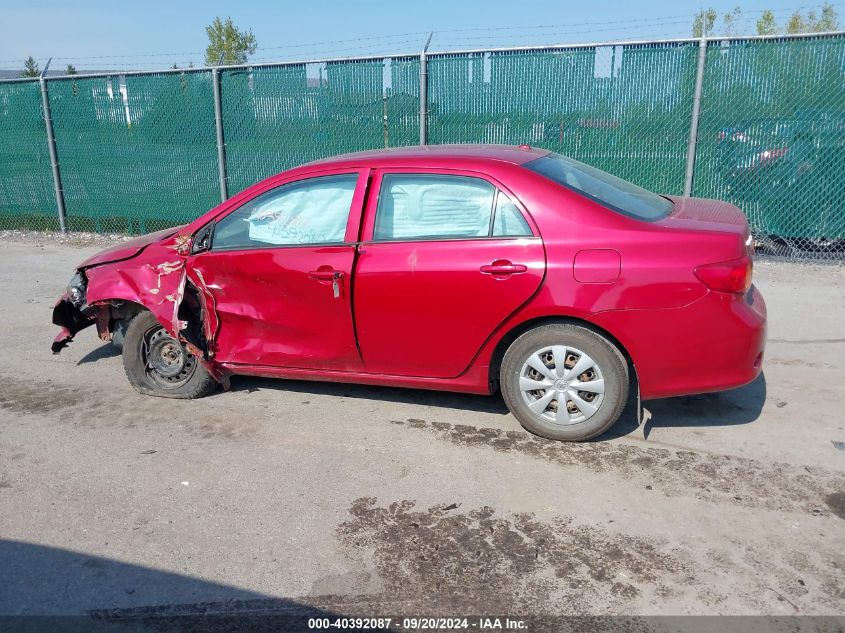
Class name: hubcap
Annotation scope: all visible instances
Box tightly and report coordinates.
[142,326,197,388]
[518,345,605,425]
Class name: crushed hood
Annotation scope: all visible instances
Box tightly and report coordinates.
[77,226,187,269]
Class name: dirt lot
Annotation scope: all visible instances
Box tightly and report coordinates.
[0,233,843,619]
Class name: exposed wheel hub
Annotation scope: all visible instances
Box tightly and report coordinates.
[150,338,186,377]
[142,326,197,387]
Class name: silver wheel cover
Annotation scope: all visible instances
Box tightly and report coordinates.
[518,345,606,425]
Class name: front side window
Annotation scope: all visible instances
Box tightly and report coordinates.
[373,174,532,241]
[213,174,357,250]
[525,153,673,221]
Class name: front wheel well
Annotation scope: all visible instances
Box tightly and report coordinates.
[486,316,637,393]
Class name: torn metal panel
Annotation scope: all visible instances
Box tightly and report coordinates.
[186,268,220,356]
[84,257,187,339]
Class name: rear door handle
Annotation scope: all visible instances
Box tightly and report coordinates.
[480,261,528,275]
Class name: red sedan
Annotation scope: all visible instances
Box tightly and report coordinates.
[51,145,766,442]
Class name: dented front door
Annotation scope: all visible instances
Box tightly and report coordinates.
[186,170,367,371]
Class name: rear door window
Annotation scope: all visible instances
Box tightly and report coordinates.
[373,174,532,240]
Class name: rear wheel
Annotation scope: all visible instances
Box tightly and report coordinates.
[122,311,217,399]
[500,323,628,441]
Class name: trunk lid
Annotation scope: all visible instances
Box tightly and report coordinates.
[658,196,751,241]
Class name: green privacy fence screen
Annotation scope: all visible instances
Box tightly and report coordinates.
[0,33,842,259]
[221,56,420,194]
[47,71,221,233]
[0,81,57,229]
[692,36,845,248]
[427,43,699,196]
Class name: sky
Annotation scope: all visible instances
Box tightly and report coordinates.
[0,0,841,73]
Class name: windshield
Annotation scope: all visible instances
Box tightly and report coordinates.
[524,153,673,221]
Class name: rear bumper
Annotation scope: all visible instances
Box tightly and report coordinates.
[590,285,767,400]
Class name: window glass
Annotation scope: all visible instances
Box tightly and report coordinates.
[492,192,532,237]
[525,153,673,221]
[374,174,495,241]
[213,175,357,250]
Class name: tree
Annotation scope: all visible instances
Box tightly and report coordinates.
[692,8,718,37]
[19,56,40,78]
[204,17,257,66]
[785,3,839,33]
[816,2,839,30]
[696,3,840,37]
[756,10,778,35]
[66,64,77,75]
[722,7,743,36]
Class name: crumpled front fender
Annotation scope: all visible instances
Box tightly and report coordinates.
[50,245,226,389]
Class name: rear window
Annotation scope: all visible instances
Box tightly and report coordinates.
[524,153,673,221]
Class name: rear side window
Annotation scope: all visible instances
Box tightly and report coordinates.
[492,192,532,237]
[373,174,533,241]
[525,153,673,221]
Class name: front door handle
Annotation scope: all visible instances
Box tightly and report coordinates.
[308,270,344,281]
[480,261,528,276]
[309,269,344,299]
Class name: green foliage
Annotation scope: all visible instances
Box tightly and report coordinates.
[19,56,40,78]
[204,16,257,66]
[65,64,77,75]
[693,8,718,37]
[695,4,839,37]
[786,3,839,34]
[722,7,743,36]
[756,11,779,35]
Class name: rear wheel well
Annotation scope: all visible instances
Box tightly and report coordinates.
[487,316,636,393]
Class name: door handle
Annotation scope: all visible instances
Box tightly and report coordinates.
[308,270,344,281]
[480,261,528,276]
[309,269,344,299]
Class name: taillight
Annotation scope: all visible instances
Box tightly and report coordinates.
[694,257,753,294]
[756,146,788,165]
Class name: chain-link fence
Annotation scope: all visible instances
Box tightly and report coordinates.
[0,33,843,259]
[692,36,845,257]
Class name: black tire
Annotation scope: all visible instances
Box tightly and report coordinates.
[122,311,218,399]
[500,323,628,441]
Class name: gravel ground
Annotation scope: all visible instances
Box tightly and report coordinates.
[0,235,843,621]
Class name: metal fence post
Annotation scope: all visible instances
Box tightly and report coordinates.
[419,32,433,145]
[39,58,68,232]
[683,37,708,197]
[212,66,228,202]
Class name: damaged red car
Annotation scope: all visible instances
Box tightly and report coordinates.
[51,145,766,442]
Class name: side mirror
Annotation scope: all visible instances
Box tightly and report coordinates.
[191,223,214,254]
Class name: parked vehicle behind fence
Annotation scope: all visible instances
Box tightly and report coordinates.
[51,145,766,442]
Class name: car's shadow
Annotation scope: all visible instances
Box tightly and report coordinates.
[76,344,121,365]
[600,372,768,441]
[232,374,512,415]
[75,343,767,439]
[231,371,768,441]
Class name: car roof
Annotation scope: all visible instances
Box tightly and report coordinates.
[302,144,551,170]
